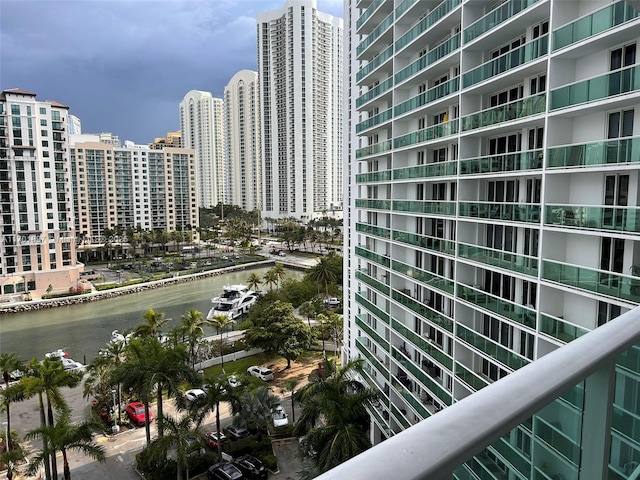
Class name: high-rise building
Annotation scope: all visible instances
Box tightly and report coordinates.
[224,70,262,212]
[257,0,343,222]
[180,90,224,209]
[70,135,198,246]
[346,0,640,475]
[68,114,82,135]
[0,88,80,299]
[149,131,182,150]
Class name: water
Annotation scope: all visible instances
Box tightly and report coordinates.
[0,266,303,363]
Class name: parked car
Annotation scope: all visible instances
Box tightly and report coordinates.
[323,297,340,308]
[205,431,229,450]
[278,251,287,257]
[184,388,206,403]
[125,401,152,426]
[247,365,273,381]
[234,455,267,480]
[227,375,241,388]
[223,424,250,441]
[208,462,245,480]
[272,405,289,427]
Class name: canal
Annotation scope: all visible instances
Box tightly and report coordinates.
[0,266,304,363]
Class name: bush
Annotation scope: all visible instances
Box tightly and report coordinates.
[262,454,278,471]
[237,319,254,330]
[225,435,272,459]
[188,451,218,476]
[136,448,176,480]
[42,290,91,299]
[271,424,295,438]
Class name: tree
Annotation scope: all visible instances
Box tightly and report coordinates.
[135,308,169,338]
[324,312,344,360]
[185,376,229,458]
[308,257,337,298]
[243,300,314,368]
[263,269,278,292]
[209,314,234,373]
[0,438,26,480]
[294,359,378,474]
[246,272,262,292]
[272,264,287,287]
[232,386,280,434]
[284,378,299,424]
[179,309,209,368]
[25,410,106,480]
[0,353,22,450]
[298,301,317,328]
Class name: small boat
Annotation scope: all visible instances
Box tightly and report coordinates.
[45,349,69,359]
[206,284,257,320]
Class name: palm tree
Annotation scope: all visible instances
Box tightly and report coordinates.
[247,272,262,292]
[284,378,300,424]
[0,353,23,450]
[263,269,278,292]
[209,314,234,373]
[92,340,127,425]
[272,264,287,287]
[309,257,337,299]
[179,309,209,368]
[0,439,26,480]
[135,308,169,338]
[25,410,106,480]
[293,359,378,474]
[299,301,317,328]
[232,386,280,436]
[187,376,229,458]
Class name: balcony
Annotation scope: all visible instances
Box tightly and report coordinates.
[355,170,392,183]
[464,0,540,43]
[355,314,390,351]
[392,199,456,216]
[391,289,454,332]
[553,0,640,51]
[354,198,391,211]
[391,346,452,406]
[391,259,455,295]
[356,338,390,381]
[456,323,530,371]
[395,34,461,85]
[355,291,390,325]
[355,139,392,160]
[394,119,459,149]
[394,0,462,53]
[356,45,393,83]
[455,362,489,392]
[457,283,537,329]
[355,246,391,269]
[356,77,393,108]
[356,11,393,57]
[539,313,589,344]
[392,318,453,370]
[356,108,393,133]
[457,242,539,277]
[392,230,455,256]
[459,201,541,224]
[355,269,390,295]
[459,149,543,175]
[355,222,391,239]
[547,137,640,168]
[390,378,432,419]
[545,204,640,234]
[462,35,548,88]
[551,65,640,110]
[393,159,458,180]
[461,94,546,131]
[355,0,384,32]
[394,77,460,118]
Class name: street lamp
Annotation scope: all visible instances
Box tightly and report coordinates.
[111,389,120,433]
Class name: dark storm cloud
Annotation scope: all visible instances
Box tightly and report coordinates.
[0,0,343,144]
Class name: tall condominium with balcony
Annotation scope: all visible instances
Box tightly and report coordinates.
[346,0,640,478]
[70,134,198,246]
[179,90,224,209]
[224,70,262,212]
[0,88,80,299]
[257,0,343,222]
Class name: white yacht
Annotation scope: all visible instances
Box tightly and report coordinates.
[206,284,258,320]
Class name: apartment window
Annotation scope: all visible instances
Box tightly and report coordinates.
[530,75,546,95]
[611,43,636,71]
[11,105,20,115]
[608,110,634,138]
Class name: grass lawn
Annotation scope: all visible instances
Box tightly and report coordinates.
[203,352,277,379]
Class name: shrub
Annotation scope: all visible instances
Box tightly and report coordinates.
[225,435,272,459]
[271,424,295,438]
[262,454,278,471]
[136,448,176,480]
[237,319,254,330]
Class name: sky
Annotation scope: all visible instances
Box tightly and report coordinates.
[0,0,344,144]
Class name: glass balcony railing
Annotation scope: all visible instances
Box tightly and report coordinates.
[391,289,454,332]
[356,338,390,380]
[547,137,640,169]
[391,346,452,406]
[355,291,391,324]
[458,242,538,277]
[391,403,412,429]
[392,259,455,295]
[459,150,543,175]
[393,159,458,180]
[395,0,418,19]
[455,362,489,392]
[462,94,546,131]
[545,205,640,234]
[395,34,461,85]
[356,0,384,31]
[357,77,393,108]
[390,378,432,419]
[395,0,462,52]
[356,269,390,295]
[355,169,392,183]
[355,246,391,268]
[457,284,537,329]
[394,77,460,117]
[539,314,589,344]
[392,318,453,370]
[459,202,541,223]
[393,199,457,216]
[392,230,455,256]
[355,198,391,210]
[356,314,390,351]
[355,222,391,239]
[456,323,530,371]
[357,45,394,83]
[551,65,640,110]
[394,119,459,148]
[356,108,393,133]
[357,12,394,57]
[356,139,392,159]
[542,260,640,304]
[464,0,540,43]
[463,36,548,88]
[553,0,640,51]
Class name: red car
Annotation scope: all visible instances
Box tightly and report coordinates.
[205,431,229,450]
[125,401,153,426]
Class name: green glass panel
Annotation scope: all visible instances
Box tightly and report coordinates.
[547,137,640,168]
[356,139,392,159]
[356,314,390,350]
[357,12,394,57]
[456,323,530,370]
[459,202,541,223]
[390,403,412,429]
[393,199,457,216]
[393,159,458,180]
[535,414,581,464]
[392,318,453,369]
[355,198,391,210]
[455,362,489,392]
[463,36,548,88]
[457,284,537,329]
[394,77,460,117]
[395,34,461,84]
[355,222,391,238]
[465,0,540,42]
[391,346,452,405]
[357,108,393,133]
[394,119,459,148]
[462,94,546,131]
[356,77,393,108]
[553,1,640,50]
[551,65,640,110]
[356,0,384,31]
[356,338,390,380]
[395,0,462,51]
[460,150,543,174]
[392,259,455,295]
[357,45,394,83]
[392,230,455,256]
[391,289,454,332]
[542,260,640,303]
[458,242,538,277]
[539,314,588,344]
[390,378,431,419]
[355,169,392,183]
[356,269,390,295]
[355,245,391,268]
[355,291,390,324]
[545,204,640,233]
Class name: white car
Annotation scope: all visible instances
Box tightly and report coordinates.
[184,388,206,403]
[272,405,289,427]
[228,375,241,388]
[247,365,274,381]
